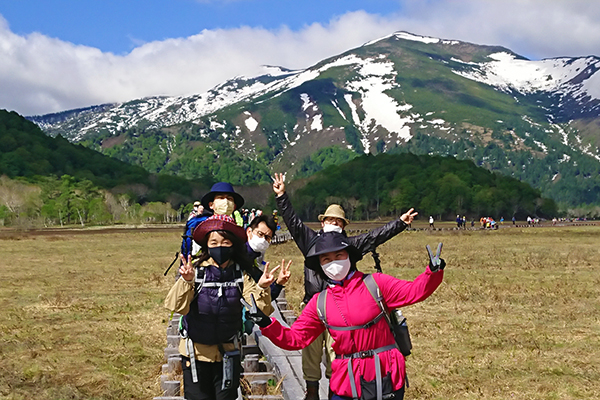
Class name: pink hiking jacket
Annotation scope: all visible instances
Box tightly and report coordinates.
[261,268,443,398]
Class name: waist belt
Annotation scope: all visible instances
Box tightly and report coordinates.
[339,343,397,400]
[336,343,397,359]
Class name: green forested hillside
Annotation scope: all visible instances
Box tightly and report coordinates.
[0,110,213,227]
[291,153,557,221]
[0,110,210,203]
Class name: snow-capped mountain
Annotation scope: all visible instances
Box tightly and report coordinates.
[28,31,600,205]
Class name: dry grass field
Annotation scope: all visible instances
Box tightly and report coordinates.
[1,224,599,399]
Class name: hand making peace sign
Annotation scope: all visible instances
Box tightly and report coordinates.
[257,261,281,289]
[276,259,292,286]
[400,208,418,225]
[272,173,286,197]
[179,254,195,282]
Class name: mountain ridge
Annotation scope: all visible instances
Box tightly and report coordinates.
[27,31,600,206]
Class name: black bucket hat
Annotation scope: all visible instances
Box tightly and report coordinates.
[305,232,362,272]
[201,182,245,210]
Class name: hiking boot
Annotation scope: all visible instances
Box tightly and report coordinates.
[304,381,320,400]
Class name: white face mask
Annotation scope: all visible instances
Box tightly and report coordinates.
[212,198,235,215]
[322,257,351,281]
[248,234,270,253]
[322,224,343,234]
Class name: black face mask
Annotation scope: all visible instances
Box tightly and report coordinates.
[208,246,234,266]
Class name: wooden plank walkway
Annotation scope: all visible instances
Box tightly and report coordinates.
[253,303,329,400]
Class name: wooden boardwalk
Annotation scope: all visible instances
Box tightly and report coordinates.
[253,301,329,400]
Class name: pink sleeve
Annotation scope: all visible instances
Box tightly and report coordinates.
[374,267,443,309]
[260,295,326,351]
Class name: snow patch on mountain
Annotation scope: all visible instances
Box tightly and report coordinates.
[341,57,414,151]
[243,111,259,132]
[394,32,459,45]
[311,115,323,131]
[453,52,600,101]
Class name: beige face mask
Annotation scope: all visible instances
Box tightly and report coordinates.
[212,198,235,215]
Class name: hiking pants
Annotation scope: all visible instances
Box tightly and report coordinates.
[302,329,335,381]
[182,355,241,400]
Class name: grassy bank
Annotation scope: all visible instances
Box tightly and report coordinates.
[1,226,599,399]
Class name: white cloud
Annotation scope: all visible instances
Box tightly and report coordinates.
[1,0,600,116]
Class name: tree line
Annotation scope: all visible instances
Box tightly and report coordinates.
[290,153,558,222]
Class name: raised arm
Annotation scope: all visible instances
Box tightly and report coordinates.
[348,208,417,255]
[374,265,444,310]
[258,295,326,351]
[273,173,317,255]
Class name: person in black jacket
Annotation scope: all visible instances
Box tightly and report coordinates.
[271,173,418,400]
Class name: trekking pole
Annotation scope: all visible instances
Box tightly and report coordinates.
[164,252,180,276]
[372,249,382,273]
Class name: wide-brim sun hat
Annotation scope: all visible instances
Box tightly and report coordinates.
[318,204,349,225]
[193,214,247,245]
[200,182,245,210]
[305,232,362,272]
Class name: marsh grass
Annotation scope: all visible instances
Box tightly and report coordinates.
[0,229,178,400]
[1,226,599,399]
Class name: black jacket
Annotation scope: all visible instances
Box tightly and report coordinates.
[276,192,408,303]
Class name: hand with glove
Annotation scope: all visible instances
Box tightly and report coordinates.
[241,294,272,328]
[427,243,446,273]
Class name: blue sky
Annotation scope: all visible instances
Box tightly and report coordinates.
[1,0,407,54]
[1,0,599,115]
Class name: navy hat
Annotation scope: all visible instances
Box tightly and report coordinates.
[201,182,245,210]
[305,232,362,272]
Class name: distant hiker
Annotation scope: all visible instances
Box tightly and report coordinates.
[242,209,249,228]
[233,208,244,227]
[271,173,417,400]
[272,209,280,230]
[188,201,203,221]
[165,214,278,400]
[246,232,445,400]
[429,215,434,228]
[512,216,516,225]
[456,214,462,228]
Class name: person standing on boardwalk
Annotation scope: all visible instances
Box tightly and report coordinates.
[271,173,417,400]
[246,232,445,400]
[164,214,279,400]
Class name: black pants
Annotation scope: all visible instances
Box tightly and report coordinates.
[182,355,241,400]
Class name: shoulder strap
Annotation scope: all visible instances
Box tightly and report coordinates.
[363,274,383,307]
[194,266,206,297]
[363,274,398,341]
[316,290,327,326]
[316,285,386,331]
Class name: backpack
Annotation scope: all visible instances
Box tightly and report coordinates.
[181,214,209,259]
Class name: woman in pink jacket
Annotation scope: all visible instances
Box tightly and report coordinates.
[247,232,444,400]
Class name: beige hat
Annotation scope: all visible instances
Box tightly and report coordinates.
[318,204,349,225]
